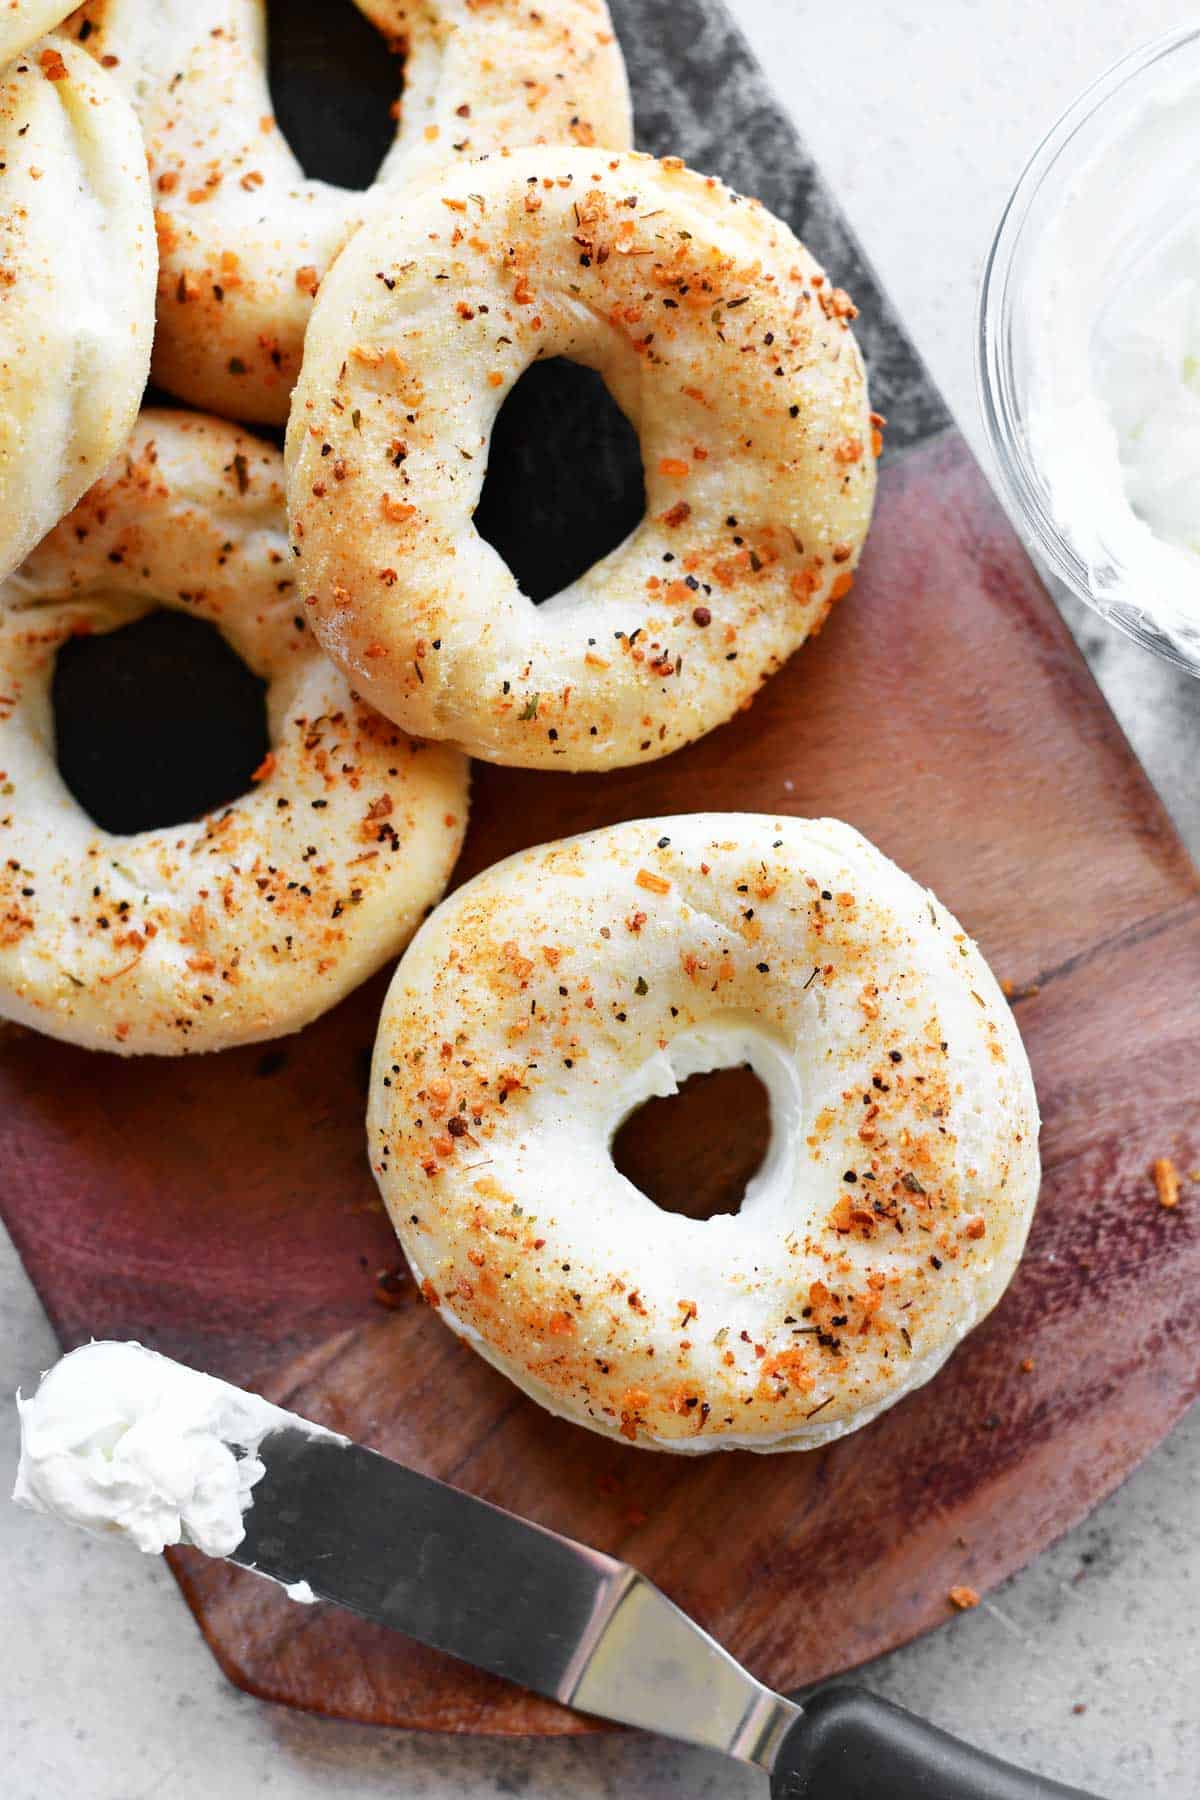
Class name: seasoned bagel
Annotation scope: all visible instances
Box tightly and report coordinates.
[288,148,878,771]
[68,0,632,424]
[369,815,1040,1453]
[0,3,74,61]
[0,36,154,583]
[0,410,468,1055]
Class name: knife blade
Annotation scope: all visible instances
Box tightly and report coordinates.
[233,1418,1103,1800]
[233,1425,796,1767]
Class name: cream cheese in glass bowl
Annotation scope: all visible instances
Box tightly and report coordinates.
[979,23,1200,674]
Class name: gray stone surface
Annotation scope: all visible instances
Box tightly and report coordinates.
[4,2,1200,1795]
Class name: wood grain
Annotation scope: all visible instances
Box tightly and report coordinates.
[3,430,1198,1732]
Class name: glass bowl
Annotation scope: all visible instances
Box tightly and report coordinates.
[978,24,1200,675]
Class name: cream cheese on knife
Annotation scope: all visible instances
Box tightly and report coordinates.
[13,1339,336,1594]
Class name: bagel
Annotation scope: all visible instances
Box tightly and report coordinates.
[368,815,1040,1453]
[287,148,878,771]
[67,0,632,425]
[0,35,155,583]
[0,4,75,61]
[0,410,469,1055]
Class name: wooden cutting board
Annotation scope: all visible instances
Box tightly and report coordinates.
[4,0,1200,1737]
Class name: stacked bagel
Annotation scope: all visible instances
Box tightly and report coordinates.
[0,16,154,582]
[0,2,1040,1454]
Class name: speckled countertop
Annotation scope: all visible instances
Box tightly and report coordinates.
[4,2,1200,1795]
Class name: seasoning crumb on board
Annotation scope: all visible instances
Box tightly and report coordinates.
[948,1585,980,1611]
[1152,1157,1181,1209]
[374,1267,411,1309]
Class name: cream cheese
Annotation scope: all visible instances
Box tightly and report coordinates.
[1026,63,1200,651]
[13,1340,336,1563]
[1098,231,1200,555]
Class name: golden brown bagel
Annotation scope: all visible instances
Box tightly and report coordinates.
[0,410,469,1054]
[369,815,1040,1452]
[288,148,877,770]
[68,0,633,423]
[0,36,154,582]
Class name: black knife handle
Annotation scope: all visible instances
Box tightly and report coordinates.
[770,1687,1105,1800]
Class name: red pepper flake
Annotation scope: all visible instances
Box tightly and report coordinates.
[1153,1156,1181,1209]
[658,457,690,479]
[39,48,68,81]
[948,1585,980,1611]
[189,174,223,204]
[251,751,276,782]
[619,1386,650,1441]
[295,264,320,296]
[420,1278,440,1307]
[635,869,671,896]
[660,500,691,527]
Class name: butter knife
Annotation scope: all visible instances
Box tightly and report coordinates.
[231,1419,1102,1799]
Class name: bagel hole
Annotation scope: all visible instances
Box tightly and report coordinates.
[474,359,646,604]
[53,612,270,835]
[267,0,400,190]
[611,1066,771,1221]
